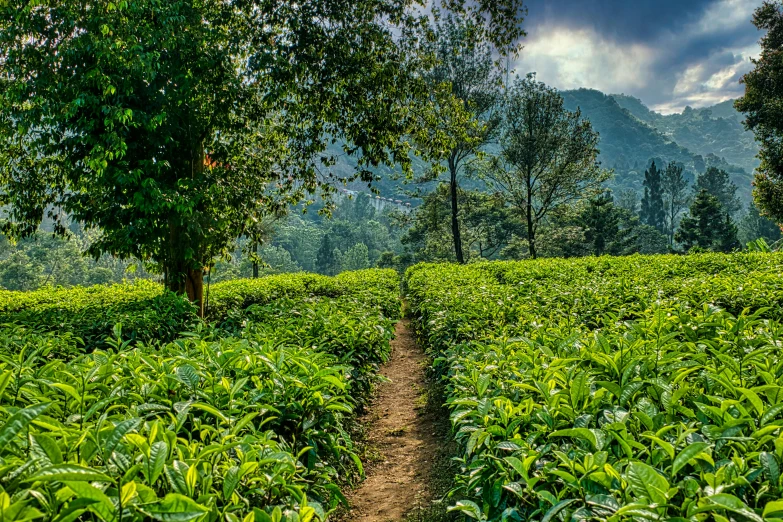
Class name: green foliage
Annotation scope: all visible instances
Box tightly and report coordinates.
[736,1,783,227]
[613,95,759,180]
[0,230,155,292]
[582,192,623,256]
[562,90,753,205]
[0,268,399,521]
[662,162,691,247]
[0,281,196,349]
[412,11,512,263]
[0,269,400,351]
[695,167,742,216]
[401,184,522,263]
[676,190,740,253]
[740,203,783,246]
[0,0,522,302]
[479,75,610,259]
[640,161,665,233]
[207,269,400,322]
[407,253,783,521]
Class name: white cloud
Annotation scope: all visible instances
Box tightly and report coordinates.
[513,0,761,114]
[690,0,757,35]
[513,26,655,93]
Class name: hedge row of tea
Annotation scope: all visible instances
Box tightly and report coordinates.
[0,270,399,349]
[0,269,400,522]
[406,254,783,522]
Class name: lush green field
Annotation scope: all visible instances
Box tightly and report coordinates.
[407,253,783,522]
[0,269,400,522]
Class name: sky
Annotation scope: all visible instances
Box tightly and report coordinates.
[513,0,762,114]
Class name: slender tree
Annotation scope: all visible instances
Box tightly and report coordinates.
[480,74,610,258]
[640,161,665,233]
[416,11,524,263]
[736,1,783,227]
[661,163,690,246]
[583,191,620,256]
[616,189,640,215]
[0,0,524,315]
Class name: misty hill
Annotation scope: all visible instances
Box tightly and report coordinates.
[562,89,754,204]
[611,94,758,175]
[324,88,757,207]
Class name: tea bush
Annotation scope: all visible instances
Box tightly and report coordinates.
[0,269,401,350]
[0,280,197,348]
[0,269,401,521]
[407,253,783,522]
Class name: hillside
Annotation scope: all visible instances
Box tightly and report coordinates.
[611,94,759,176]
[322,89,758,207]
[562,89,754,203]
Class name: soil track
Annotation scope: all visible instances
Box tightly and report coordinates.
[344,319,439,522]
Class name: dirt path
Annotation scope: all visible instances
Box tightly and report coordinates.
[344,319,439,522]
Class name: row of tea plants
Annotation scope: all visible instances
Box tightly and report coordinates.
[406,253,783,522]
[0,269,400,522]
[0,269,399,349]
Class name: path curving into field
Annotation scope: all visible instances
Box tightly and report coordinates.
[345,318,439,522]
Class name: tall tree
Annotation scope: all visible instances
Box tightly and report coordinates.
[401,183,521,262]
[415,11,524,263]
[640,161,665,233]
[480,74,610,258]
[583,191,620,256]
[661,163,690,247]
[0,0,524,315]
[736,1,783,227]
[676,189,740,252]
[695,167,741,215]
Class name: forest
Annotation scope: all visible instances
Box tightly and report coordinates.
[0,82,779,291]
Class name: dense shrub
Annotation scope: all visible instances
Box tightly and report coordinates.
[407,253,783,522]
[0,268,401,521]
[0,269,401,350]
[0,280,196,348]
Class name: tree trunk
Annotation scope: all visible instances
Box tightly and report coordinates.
[165,261,205,317]
[526,209,536,259]
[185,267,204,317]
[448,155,465,264]
[252,241,259,278]
[526,174,536,259]
[163,142,206,317]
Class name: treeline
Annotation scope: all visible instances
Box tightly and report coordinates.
[0,196,406,290]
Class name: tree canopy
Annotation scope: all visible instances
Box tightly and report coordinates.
[480,74,609,258]
[736,0,783,227]
[0,0,525,313]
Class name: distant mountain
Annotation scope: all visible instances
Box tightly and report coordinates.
[323,88,758,208]
[562,89,754,204]
[611,94,758,176]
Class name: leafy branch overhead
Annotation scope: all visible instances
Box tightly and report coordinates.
[0,0,526,311]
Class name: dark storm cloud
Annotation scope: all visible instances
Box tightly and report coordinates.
[515,0,762,112]
[523,0,714,42]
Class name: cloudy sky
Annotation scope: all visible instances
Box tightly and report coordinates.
[513,0,762,114]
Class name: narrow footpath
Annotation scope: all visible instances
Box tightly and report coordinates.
[345,318,439,522]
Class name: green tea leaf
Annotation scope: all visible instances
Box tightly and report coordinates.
[27,465,112,483]
[671,442,710,476]
[0,403,50,448]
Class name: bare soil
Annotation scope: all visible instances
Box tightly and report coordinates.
[343,319,440,522]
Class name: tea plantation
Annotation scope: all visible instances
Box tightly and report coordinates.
[0,269,400,522]
[4,253,783,522]
[406,253,783,521]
